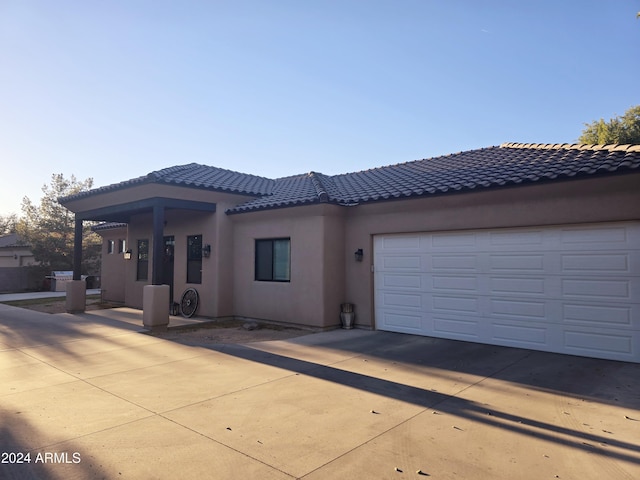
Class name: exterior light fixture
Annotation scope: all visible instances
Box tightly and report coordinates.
[354,248,364,262]
[123,249,132,260]
[202,244,211,258]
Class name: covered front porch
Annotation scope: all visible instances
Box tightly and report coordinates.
[64,196,217,329]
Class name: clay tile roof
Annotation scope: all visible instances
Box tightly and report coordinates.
[0,233,29,248]
[228,143,640,213]
[91,222,128,232]
[59,163,275,203]
[58,143,640,214]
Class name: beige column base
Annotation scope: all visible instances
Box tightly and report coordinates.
[143,285,170,330]
[66,280,87,313]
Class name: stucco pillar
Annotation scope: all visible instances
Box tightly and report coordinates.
[143,284,170,330]
[66,280,86,313]
[142,204,169,329]
[66,217,86,313]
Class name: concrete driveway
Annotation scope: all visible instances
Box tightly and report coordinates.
[1,304,639,479]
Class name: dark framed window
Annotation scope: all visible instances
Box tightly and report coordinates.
[136,239,149,281]
[118,239,126,254]
[187,235,202,284]
[107,240,115,254]
[255,238,290,282]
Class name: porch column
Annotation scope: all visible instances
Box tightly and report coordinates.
[66,217,86,313]
[143,204,169,330]
[151,204,165,285]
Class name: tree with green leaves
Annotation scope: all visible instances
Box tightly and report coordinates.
[578,105,640,145]
[16,174,101,274]
[0,213,18,235]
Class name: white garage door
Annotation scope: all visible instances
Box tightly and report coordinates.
[374,222,640,362]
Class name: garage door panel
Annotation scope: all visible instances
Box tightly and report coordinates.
[492,323,547,345]
[563,304,633,326]
[490,276,546,295]
[432,275,478,292]
[380,312,423,331]
[489,254,545,272]
[379,273,422,289]
[563,330,633,357]
[380,292,423,309]
[431,254,478,271]
[381,254,423,270]
[375,222,640,363]
[433,317,479,338]
[432,295,479,314]
[489,230,545,246]
[561,278,631,299]
[431,232,477,248]
[379,235,422,250]
[490,299,547,320]
[560,225,628,245]
[561,253,631,272]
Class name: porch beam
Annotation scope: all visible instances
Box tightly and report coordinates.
[74,197,217,223]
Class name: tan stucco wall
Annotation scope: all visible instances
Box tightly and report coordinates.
[343,173,640,329]
[124,209,219,316]
[231,204,346,328]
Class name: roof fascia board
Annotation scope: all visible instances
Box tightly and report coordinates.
[75,197,217,222]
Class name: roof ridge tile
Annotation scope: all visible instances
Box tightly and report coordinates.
[501,142,640,152]
[307,172,329,202]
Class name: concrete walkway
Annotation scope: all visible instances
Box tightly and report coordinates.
[1,304,639,479]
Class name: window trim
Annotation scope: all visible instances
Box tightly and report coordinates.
[255,238,291,282]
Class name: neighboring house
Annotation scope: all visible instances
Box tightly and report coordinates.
[0,233,40,292]
[59,143,640,362]
[0,233,37,267]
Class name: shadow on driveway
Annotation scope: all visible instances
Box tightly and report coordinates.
[200,332,640,468]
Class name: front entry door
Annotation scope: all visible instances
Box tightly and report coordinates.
[163,236,175,302]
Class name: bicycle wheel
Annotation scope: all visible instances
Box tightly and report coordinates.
[180,288,199,318]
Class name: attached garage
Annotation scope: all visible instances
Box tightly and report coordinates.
[374,222,640,362]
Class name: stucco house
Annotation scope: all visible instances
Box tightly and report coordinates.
[0,234,37,268]
[59,143,640,362]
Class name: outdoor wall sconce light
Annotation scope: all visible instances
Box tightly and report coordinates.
[202,244,211,258]
[354,248,364,262]
[123,249,132,260]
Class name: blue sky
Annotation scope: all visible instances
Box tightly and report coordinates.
[1,1,639,216]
